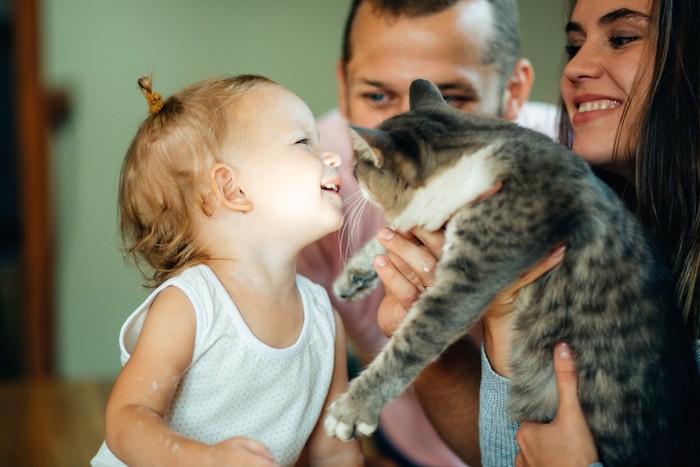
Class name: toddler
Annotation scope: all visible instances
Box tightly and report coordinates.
[91,74,362,466]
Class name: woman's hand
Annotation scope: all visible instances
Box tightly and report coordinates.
[373,226,565,342]
[372,226,565,465]
[482,244,565,376]
[373,227,444,336]
[515,342,599,467]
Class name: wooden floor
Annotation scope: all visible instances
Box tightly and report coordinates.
[0,379,396,467]
[0,379,112,467]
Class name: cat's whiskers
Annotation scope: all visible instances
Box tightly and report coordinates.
[339,191,369,263]
[368,104,382,125]
[337,192,362,261]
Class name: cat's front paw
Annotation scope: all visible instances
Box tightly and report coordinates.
[333,267,379,302]
[324,393,379,441]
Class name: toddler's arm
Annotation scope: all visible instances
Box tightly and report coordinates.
[104,286,276,466]
[303,311,364,466]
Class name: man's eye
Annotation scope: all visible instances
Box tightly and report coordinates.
[443,95,464,104]
[363,93,386,103]
[443,95,473,109]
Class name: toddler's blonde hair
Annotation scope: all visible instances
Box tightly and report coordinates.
[119,74,276,287]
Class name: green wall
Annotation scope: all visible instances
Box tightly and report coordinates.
[520,0,569,104]
[44,0,566,379]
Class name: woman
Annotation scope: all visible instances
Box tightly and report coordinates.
[372,0,700,464]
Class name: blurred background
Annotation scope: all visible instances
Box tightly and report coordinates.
[0,0,566,464]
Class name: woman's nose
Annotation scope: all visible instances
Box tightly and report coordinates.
[563,43,603,83]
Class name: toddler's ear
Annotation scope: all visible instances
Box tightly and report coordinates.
[209,163,253,213]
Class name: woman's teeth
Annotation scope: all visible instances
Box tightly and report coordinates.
[577,99,621,113]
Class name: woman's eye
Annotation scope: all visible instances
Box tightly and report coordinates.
[295,138,310,145]
[608,35,639,48]
[565,44,581,59]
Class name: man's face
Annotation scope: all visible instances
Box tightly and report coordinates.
[340,0,505,128]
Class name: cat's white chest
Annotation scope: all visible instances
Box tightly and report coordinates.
[391,144,499,231]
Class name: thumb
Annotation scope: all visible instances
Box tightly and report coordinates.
[553,341,581,418]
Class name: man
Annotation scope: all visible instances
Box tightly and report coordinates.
[298,1,557,465]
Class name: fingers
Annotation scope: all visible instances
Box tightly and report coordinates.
[552,342,581,418]
[408,226,446,258]
[374,227,443,338]
[514,344,598,466]
[485,244,566,321]
[517,244,566,289]
[376,293,409,337]
[377,228,439,290]
[374,254,421,310]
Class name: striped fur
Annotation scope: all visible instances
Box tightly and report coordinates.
[325,79,700,466]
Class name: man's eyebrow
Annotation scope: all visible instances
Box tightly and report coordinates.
[434,81,477,94]
[359,79,477,95]
[361,79,388,88]
[565,8,650,33]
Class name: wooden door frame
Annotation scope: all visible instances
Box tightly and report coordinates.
[13,0,53,377]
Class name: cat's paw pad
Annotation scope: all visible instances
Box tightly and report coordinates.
[333,268,379,302]
[324,395,378,441]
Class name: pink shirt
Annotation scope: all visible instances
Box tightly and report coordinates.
[298,104,558,466]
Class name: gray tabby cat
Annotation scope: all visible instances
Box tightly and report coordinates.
[324,79,699,466]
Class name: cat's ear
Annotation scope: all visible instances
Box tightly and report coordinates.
[409,79,445,110]
[209,163,253,213]
[348,126,392,168]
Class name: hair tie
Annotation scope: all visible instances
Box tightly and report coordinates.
[137,76,165,115]
[145,91,164,115]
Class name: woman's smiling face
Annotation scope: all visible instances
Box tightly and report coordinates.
[561,0,653,175]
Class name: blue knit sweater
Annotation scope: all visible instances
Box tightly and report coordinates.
[477,341,700,466]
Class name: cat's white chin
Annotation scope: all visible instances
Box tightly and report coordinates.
[391,145,498,231]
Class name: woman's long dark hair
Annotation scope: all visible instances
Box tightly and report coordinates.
[559,0,700,338]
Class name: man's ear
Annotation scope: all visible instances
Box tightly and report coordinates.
[336,59,350,120]
[501,58,534,122]
[209,163,253,213]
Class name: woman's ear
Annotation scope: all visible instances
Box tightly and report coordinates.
[209,163,253,213]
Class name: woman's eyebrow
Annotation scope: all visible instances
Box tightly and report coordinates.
[565,8,650,34]
[598,8,650,25]
[565,21,583,34]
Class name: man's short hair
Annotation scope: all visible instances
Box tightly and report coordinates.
[340,0,521,86]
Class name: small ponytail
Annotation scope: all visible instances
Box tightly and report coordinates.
[138,75,165,115]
